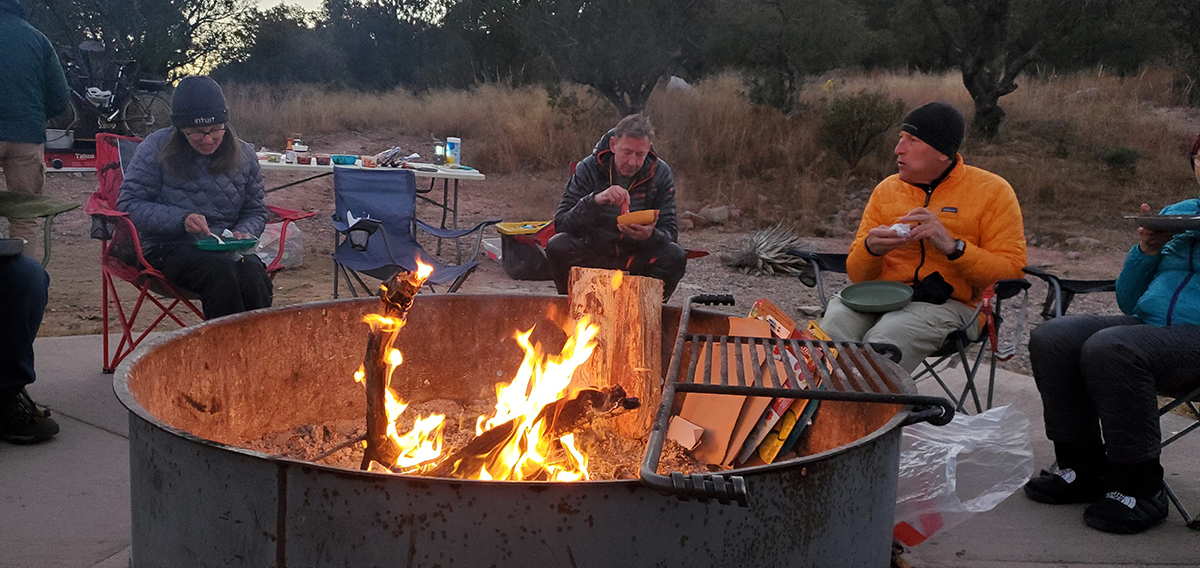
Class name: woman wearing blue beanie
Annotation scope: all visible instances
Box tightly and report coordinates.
[116,75,271,319]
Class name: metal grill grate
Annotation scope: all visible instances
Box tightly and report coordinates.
[640,295,955,506]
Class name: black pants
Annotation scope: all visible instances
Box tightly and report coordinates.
[0,254,48,392]
[1029,314,1200,465]
[545,233,687,300]
[145,245,273,320]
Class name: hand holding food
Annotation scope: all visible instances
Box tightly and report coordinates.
[594,185,631,212]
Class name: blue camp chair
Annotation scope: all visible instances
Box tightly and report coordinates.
[331,167,499,296]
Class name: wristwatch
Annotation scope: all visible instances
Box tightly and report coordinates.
[946,239,966,261]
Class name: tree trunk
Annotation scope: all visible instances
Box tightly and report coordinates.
[970,91,1006,140]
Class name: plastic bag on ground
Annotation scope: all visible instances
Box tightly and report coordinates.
[893,404,1033,546]
[254,221,303,269]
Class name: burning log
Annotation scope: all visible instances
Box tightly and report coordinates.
[568,267,662,439]
[360,266,430,470]
[425,385,640,478]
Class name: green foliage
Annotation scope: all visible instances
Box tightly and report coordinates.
[701,0,875,113]
[819,91,905,169]
[23,0,252,78]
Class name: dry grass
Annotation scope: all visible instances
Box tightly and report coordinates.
[223,68,1200,242]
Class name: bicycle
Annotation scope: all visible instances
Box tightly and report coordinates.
[47,41,173,144]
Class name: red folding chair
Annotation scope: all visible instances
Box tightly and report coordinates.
[88,133,316,373]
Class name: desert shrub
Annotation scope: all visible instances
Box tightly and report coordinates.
[819,91,905,168]
[1100,147,1141,174]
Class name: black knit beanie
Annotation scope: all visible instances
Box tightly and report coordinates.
[171,76,229,129]
[900,102,965,158]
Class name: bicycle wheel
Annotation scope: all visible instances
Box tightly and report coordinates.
[45,98,78,131]
[119,93,172,138]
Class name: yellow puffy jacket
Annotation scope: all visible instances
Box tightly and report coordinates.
[846,157,1027,307]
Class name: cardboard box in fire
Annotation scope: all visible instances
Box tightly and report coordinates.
[669,299,835,468]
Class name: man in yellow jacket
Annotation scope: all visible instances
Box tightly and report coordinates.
[820,102,1027,372]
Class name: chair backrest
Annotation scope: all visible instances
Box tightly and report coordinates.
[333,166,417,235]
[332,166,426,272]
[90,133,141,213]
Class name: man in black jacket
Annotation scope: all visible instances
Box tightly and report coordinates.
[547,114,686,300]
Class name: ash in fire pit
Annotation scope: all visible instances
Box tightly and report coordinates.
[238,397,708,478]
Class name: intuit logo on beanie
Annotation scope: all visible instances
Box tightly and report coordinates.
[900,102,965,158]
[171,76,229,129]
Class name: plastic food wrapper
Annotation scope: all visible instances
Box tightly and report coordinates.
[254,221,304,269]
[889,223,911,238]
[893,404,1033,547]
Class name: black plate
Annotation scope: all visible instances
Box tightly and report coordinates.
[1124,215,1200,232]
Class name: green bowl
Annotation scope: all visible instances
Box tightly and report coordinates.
[838,281,913,313]
[196,237,258,252]
[331,154,357,165]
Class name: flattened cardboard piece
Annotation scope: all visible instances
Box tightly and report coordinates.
[679,317,772,465]
[666,415,704,450]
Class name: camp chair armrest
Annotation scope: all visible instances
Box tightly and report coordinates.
[266,205,318,223]
[993,278,1032,301]
[1022,265,1116,318]
[416,218,501,240]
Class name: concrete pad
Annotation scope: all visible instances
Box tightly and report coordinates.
[27,335,130,437]
[0,413,130,568]
[903,362,1200,567]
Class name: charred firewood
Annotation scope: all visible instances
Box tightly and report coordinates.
[360,268,428,470]
[423,385,640,478]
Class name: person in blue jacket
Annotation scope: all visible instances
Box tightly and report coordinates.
[117,76,270,319]
[1023,133,1200,534]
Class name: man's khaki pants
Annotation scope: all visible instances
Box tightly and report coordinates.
[0,141,46,242]
[819,295,978,372]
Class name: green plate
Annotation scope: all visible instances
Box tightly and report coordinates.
[196,237,258,252]
[838,281,913,313]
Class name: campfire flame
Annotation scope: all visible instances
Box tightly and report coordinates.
[356,266,601,481]
[473,317,599,481]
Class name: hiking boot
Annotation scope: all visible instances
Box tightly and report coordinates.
[1083,489,1169,534]
[1024,468,1106,504]
[0,388,60,444]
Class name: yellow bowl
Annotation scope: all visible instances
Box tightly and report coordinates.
[617,209,658,225]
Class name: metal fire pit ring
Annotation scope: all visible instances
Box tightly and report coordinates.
[116,295,922,568]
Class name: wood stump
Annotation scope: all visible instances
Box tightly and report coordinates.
[567,267,662,439]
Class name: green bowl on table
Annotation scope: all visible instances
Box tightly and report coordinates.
[331,154,357,165]
[838,281,913,313]
[196,236,258,252]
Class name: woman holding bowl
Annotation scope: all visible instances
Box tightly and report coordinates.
[117,75,270,319]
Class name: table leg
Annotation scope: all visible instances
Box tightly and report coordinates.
[437,178,450,255]
[453,179,461,261]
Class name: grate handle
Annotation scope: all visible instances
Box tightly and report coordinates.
[637,471,748,507]
[693,294,734,306]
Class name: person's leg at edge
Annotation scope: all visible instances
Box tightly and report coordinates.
[859,300,975,373]
[545,233,621,295]
[818,296,880,346]
[1023,314,1136,505]
[0,141,48,244]
[1077,324,1200,533]
[236,254,273,311]
[625,241,687,301]
[148,245,247,319]
[0,254,59,443]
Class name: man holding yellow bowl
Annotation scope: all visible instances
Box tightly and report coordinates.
[547,114,686,300]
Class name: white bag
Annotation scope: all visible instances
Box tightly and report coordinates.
[894,405,1034,546]
[254,221,304,269]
